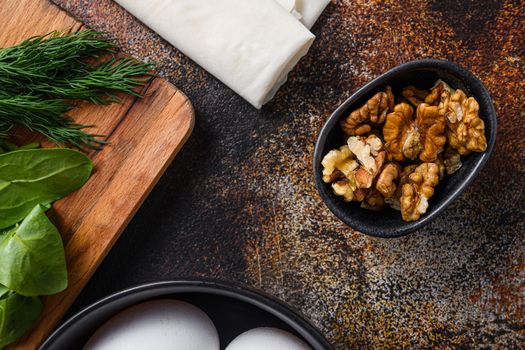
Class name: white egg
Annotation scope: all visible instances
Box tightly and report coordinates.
[83,299,220,350]
[226,327,312,350]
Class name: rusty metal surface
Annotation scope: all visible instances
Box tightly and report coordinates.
[51,0,525,348]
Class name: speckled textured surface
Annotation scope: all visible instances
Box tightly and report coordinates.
[51,0,525,348]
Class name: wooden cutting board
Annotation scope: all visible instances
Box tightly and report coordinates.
[0,0,195,349]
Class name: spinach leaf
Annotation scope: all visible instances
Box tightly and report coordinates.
[0,148,92,229]
[0,204,67,296]
[0,286,8,299]
[0,284,42,349]
[0,141,39,154]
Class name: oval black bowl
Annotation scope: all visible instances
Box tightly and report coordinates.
[40,280,333,350]
[314,59,496,237]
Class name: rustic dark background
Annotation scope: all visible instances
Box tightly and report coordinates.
[52,0,525,348]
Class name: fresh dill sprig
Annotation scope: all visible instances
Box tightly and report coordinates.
[0,30,116,84]
[0,30,153,150]
[0,94,105,149]
[4,58,152,104]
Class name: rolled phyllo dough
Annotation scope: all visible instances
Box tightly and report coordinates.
[114,0,315,108]
[275,0,331,28]
[275,0,303,20]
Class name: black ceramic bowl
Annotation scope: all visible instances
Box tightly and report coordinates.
[314,59,496,237]
[40,280,333,350]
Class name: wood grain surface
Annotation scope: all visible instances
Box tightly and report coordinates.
[0,0,195,349]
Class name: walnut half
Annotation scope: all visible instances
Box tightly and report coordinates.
[384,164,418,211]
[416,103,447,162]
[425,80,454,106]
[375,163,401,198]
[383,102,416,161]
[321,145,361,201]
[321,145,358,182]
[347,135,386,189]
[340,86,394,136]
[383,102,446,162]
[441,89,487,155]
[400,163,440,221]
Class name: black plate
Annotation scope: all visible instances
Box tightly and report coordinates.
[313,59,497,237]
[40,280,333,350]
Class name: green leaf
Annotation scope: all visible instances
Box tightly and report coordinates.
[0,284,42,349]
[0,148,92,229]
[0,204,67,296]
[17,142,40,150]
[0,286,8,299]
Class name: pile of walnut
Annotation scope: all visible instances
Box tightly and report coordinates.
[321,80,487,222]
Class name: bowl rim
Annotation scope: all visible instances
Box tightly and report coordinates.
[40,279,334,350]
[313,58,497,237]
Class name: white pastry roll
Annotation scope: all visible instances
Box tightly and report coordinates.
[295,0,331,29]
[114,0,315,109]
[274,0,331,28]
[274,0,303,20]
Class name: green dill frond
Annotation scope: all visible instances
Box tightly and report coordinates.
[5,58,152,104]
[0,30,154,149]
[0,95,105,150]
[0,30,115,84]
